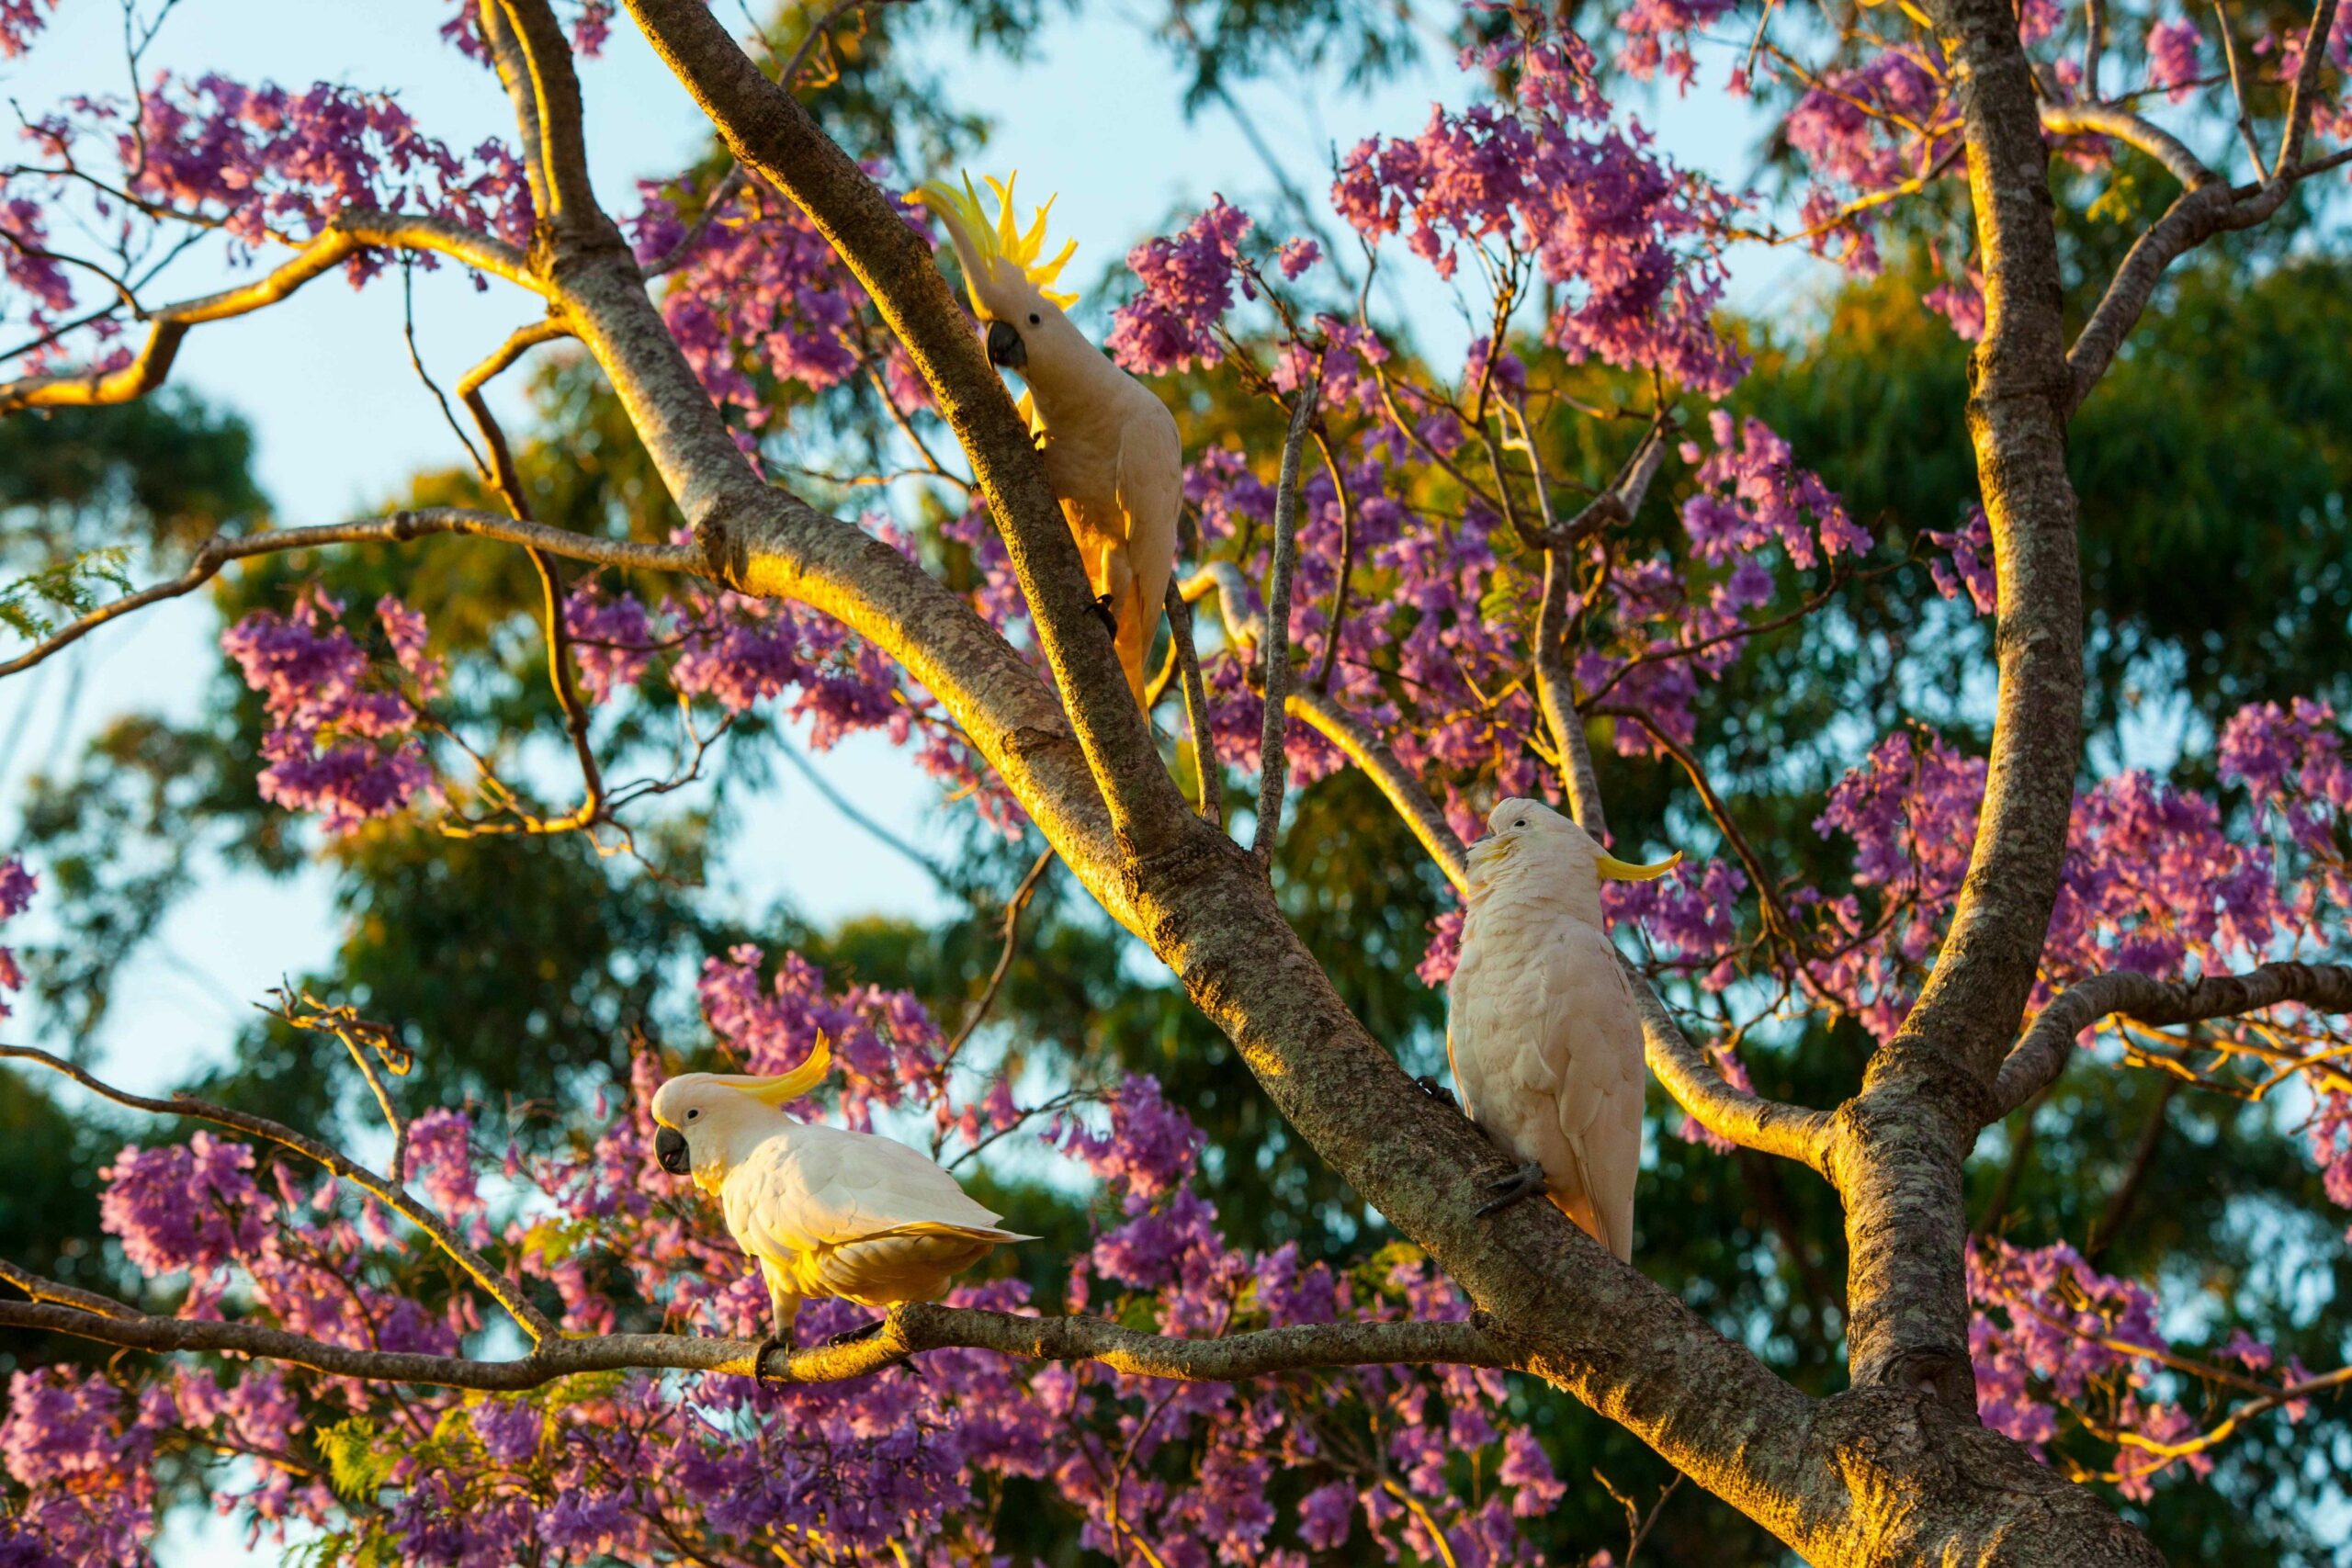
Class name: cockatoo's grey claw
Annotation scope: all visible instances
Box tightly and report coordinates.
[1475,1162,1549,1217]
[822,1319,885,1348]
[752,1334,791,1385]
[821,1317,923,1378]
[1415,1075,1458,1111]
[1088,593,1118,635]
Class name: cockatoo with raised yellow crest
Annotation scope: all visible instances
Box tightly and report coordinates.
[913,171,1182,709]
[1445,798,1681,1260]
[650,1036,1032,1363]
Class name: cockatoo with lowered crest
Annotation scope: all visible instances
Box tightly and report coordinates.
[913,171,1182,709]
[1445,798,1681,1260]
[650,1036,1032,1366]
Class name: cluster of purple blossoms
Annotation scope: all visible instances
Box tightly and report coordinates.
[97,75,526,265]
[0,0,53,57]
[1107,197,1256,377]
[1969,1240,2317,1501]
[1330,70,1742,395]
[697,943,948,1133]
[628,175,890,427]
[2,951,1591,1562]
[2145,17,2204,100]
[220,591,440,833]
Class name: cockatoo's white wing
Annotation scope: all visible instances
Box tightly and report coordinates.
[726,1124,1030,1255]
[1113,396,1182,564]
[1546,920,1644,1262]
[1447,909,1644,1261]
[722,1124,1034,1310]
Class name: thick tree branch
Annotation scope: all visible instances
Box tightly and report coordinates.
[0,212,537,413]
[0,1294,1515,1392]
[0,509,696,680]
[1623,956,1836,1173]
[1253,381,1317,865]
[2064,0,2338,411]
[492,0,605,232]
[1832,0,2095,1421]
[1165,578,1223,827]
[2037,104,2214,189]
[1990,962,2352,1117]
[619,0,1192,863]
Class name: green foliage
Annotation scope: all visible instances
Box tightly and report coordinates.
[0,547,130,641]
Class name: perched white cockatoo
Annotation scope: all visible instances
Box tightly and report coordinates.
[1444,798,1680,1260]
[650,1037,1031,1359]
[913,171,1183,709]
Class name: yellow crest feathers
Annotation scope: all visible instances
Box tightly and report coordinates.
[912,170,1080,310]
[710,1034,833,1106]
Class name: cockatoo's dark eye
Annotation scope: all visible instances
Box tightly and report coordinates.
[1028,312,1040,325]
[686,1109,699,1121]
[1513,818,1527,829]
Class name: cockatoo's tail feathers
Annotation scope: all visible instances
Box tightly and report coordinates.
[1595,849,1682,882]
[912,169,1080,310]
[707,1033,832,1106]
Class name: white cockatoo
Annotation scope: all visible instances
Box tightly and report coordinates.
[1444,798,1680,1260]
[914,171,1183,709]
[650,1037,1032,1359]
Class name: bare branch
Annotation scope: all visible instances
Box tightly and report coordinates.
[2066,0,2338,412]
[1623,953,1836,1172]
[0,212,537,414]
[0,1293,1516,1393]
[0,1043,554,1342]
[1288,685,1471,895]
[2273,0,2341,178]
[0,509,697,680]
[1991,963,2352,1117]
[2036,104,2214,189]
[1182,564,1470,892]
[1164,578,1223,828]
[620,0,1189,864]
[1519,415,1668,837]
[941,846,1057,1067]
[1253,380,1318,866]
[643,164,750,276]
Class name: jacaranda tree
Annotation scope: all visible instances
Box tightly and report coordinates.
[1,0,2348,1562]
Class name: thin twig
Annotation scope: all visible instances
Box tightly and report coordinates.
[941,846,1056,1068]
[1164,579,1223,829]
[1252,379,1319,867]
[0,509,697,680]
[0,1043,552,1343]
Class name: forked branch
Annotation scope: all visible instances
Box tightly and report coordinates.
[1991,962,2352,1117]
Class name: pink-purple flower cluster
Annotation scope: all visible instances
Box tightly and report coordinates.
[1107,197,1255,376]
[1968,1239,2315,1501]
[220,591,439,833]
[5,974,1583,1563]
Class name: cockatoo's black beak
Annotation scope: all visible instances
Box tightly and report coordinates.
[986,318,1025,369]
[654,1126,690,1175]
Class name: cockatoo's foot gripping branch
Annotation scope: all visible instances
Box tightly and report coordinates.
[1474,1163,1551,1219]
[1414,1075,1458,1111]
